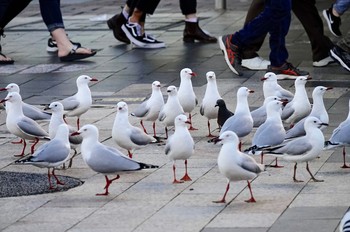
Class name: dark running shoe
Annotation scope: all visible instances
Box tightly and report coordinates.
[218,34,243,76]
[47,38,81,53]
[323,7,342,37]
[107,13,130,44]
[139,33,165,49]
[267,62,309,80]
[330,45,350,72]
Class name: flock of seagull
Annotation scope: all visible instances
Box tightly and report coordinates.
[1,69,350,203]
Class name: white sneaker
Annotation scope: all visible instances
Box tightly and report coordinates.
[312,56,335,67]
[242,57,270,70]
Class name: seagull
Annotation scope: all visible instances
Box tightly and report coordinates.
[286,86,332,139]
[15,124,71,189]
[213,131,264,203]
[200,71,222,137]
[261,72,294,101]
[1,92,50,156]
[165,115,195,183]
[281,76,312,126]
[324,99,350,168]
[158,86,185,138]
[112,101,156,158]
[59,75,98,129]
[177,68,198,130]
[72,124,159,196]
[339,210,350,232]
[251,96,286,128]
[220,87,254,150]
[131,81,164,139]
[48,101,82,168]
[215,99,234,129]
[0,83,51,121]
[263,116,327,182]
[246,100,286,167]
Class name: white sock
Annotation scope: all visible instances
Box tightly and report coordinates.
[122,9,129,19]
[185,17,198,23]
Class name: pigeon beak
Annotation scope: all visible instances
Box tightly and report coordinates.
[0,99,7,103]
[90,78,98,82]
[260,77,267,81]
[190,72,197,77]
[326,87,333,91]
[71,131,80,136]
[0,88,7,91]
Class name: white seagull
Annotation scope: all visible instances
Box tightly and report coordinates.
[264,116,327,182]
[286,86,332,139]
[112,101,156,158]
[281,76,312,126]
[59,75,98,129]
[200,71,222,137]
[177,68,198,130]
[0,83,51,121]
[131,81,164,139]
[165,115,195,183]
[72,124,159,196]
[1,92,50,156]
[324,98,350,168]
[213,131,264,203]
[251,96,286,128]
[15,124,71,189]
[158,85,185,138]
[261,72,294,101]
[220,87,254,150]
[48,101,82,168]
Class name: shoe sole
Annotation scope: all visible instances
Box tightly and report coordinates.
[330,49,350,72]
[275,74,309,80]
[322,10,341,38]
[46,47,58,53]
[122,25,165,49]
[218,36,241,76]
[107,19,131,44]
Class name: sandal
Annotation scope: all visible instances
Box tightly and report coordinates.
[59,44,97,62]
[0,52,14,65]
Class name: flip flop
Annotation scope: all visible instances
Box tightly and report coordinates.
[59,44,97,62]
[0,52,14,65]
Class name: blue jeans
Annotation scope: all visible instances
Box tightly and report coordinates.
[231,0,291,67]
[333,0,350,15]
[39,0,65,32]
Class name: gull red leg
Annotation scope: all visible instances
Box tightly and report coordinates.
[48,168,54,189]
[11,139,23,144]
[140,120,148,134]
[213,181,230,203]
[172,163,183,184]
[30,138,39,154]
[207,120,215,137]
[165,127,168,139]
[260,152,264,164]
[15,139,27,157]
[180,160,192,181]
[128,150,133,159]
[77,117,80,130]
[52,169,65,186]
[188,113,198,130]
[96,175,120,196]
[341,146,350,168]
[293,163,303,182]
[269,158,284,168]
[152,121,157,137]
[245,181,256,203]
[306,162,323,182]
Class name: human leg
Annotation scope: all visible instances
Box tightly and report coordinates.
[180,0,217,43]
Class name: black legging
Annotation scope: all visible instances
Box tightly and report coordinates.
[0,0,32,29]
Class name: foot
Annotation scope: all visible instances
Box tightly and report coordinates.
[330,45,350,72]
[312,56,335,67]
[242,56,270,70]
[0,52,14,65]
[59,44,96,62]
[218,35,243,76]
[58,45,94,58]
[107,13,130,44]
[47,37,81,53]
[267,62,309,80]
[183,21,217,43]
[323,7,342,37]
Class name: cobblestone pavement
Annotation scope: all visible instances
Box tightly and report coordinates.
[0,0,350,231]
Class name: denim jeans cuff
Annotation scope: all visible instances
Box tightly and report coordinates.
[48,24,65,32]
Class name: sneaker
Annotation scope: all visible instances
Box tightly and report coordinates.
[46,38,81,53]
[323,7,342,37]
[218,35,243,76]
[267,62,309,80]
[121,21,147,48]
[242,56,270,70]
[312,56,335,67]
[330,45,350,72]
[139,33,165,49]
[107,13,130,44]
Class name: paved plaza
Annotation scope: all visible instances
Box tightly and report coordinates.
[0,0,350,231]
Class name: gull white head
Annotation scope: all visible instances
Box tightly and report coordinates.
[174,114,190,127]
[261,72,277,82]
[237,86,254,97]
[76,75,98,85]
[295,76,312,86]
[216,131,239,146]
[116,101,128,113]
[180,68,196,80]
[206,71,216,81]
[1,83,20,93]
[313,86,332,97]
[74,124,99,139]
[49,101,64,112]
[166,85,178,96]
[152,81,161,90]
[2,92,22,103]
[304,116,328,130]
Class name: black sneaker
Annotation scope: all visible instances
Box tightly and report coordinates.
[107,13,130,44]
[267,62,309,80]
[46,38,81,53]
[139,33,165,49]
[330,45,350,72]
[218,34,243,76]
[323,7,342,37]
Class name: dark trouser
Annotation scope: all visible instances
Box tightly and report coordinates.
[39,0,65,32]
[126,0,161,22]
[180,0,197,15]
[0,0,32,29]
[243,0,333,62]
[232,0,291,67]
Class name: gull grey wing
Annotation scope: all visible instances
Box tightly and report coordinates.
[253,123,285,147]
[266,137,313,155]
[164,136,174,155]
[330,120,350,144]
[60,96,80,111]
[89,145,141,173]
[195,97,198,106]
[68,125,82,145]
[285,118,306,139]
[132,101,150,118]
[281,103,294,120]
[32,140,70,163]
[240,155,263,174]
[23,103,51,120]
[130,127,153,145]
[17,118,49,137]
[158,108,166,121]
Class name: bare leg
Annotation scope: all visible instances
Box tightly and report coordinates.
[269,158,284,168]
[341,146,350,168]
[96,175,120,196]
[15,139,26,157]
[245,180,256,203]
[52,169,64,186]
[30,138,39,154]
[306,162,323,182]
[140,120,147,134]
[293,163,303,182]
[213,181,230,203]
[207,120,215,137]
[172,163,184,184]
[188,113,198,130]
